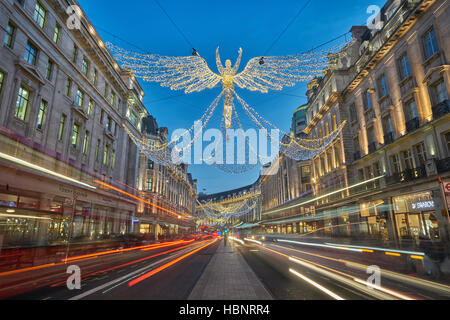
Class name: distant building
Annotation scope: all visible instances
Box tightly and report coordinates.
[291,104,308,137]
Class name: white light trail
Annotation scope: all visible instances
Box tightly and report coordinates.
[0,152,96,189]
[244,238,262,245]
[289,268,345,300]
[278,239,363,253]
[325,242,425,256]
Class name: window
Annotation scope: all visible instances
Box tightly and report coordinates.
[36,100,47,129]
[24,42,38,65]
[378,75,389,98]
[382,115,393,134]
[81,58,89,76]
[33,2,47,28]
[129,110,138,125]
[110,91,116,106]
[95,139,101,161]
[103,144,110,166]
[146,178,153,191]
[404,99,418,121]
[15,86,30,121]
[444,132,450,156]
[88,99,94,116]
[430,80,449,105]
[423,28,439,60]
[334,145,341,168]
[83,131,89,154]
[72,45,78,63]
[390,154,401,174]
[414,142,427,167]
[71,124,80,148]
[402,149,415,170]
[4,22,15,48]
[105,116,111,131]
[104,83,109,98]
[64,79,72,97]
[46,60,53,80]
[76,88,84,107]
[93,69,98,86]
[0,71,4,96]
[58,114,66,141]
[148,159,154,169]
[364,90,373,110]
[398,54,411,80]
[53,25,61,44]
[111,150,115,168]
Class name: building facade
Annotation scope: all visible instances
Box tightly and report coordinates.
[0,0,196,248]
[247,0,450,251]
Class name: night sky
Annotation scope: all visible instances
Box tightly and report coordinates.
[78,0,385,194]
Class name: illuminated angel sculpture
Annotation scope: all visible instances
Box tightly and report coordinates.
[108,44,343,129]
[107,42,349,172]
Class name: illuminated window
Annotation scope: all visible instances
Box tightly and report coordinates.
[402,149,415,170]
[53,25,61,44]
[103,144,109,166]
[4,22,15,48]
[111,150,115,168]
[335,145,341,168]
[88,99,94,116]
[33,2,47,28]
[46,60,53,80]
[83,131,89,154]
[15,86,30,121]
[24,42,38,65]
[81,57,89,76]
[65,78,72,96]
[390,154,401,174]
[146,178,153,191]
[76,88,84,107]
[58,114,66,141]
[72,45,78,63]
[93,69,98,86]
[110,91,116,106]
[325,122,329,136]
[148,159,154,169]
[332,114,337,131]
[71,124,80,148]
[36,100,47,130]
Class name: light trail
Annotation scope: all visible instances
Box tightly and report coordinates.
[62,240,187,262]
[0,152,96,189]
[289,269,345,300]
[50,240,205,288]
[94,180,191,220]
[128,239,218,287]
[277,239,363,253]
[244,238,262,245]
[229,237,244,245]
[324,242,425,257]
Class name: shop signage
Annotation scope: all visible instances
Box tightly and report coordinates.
[411,200,435,210]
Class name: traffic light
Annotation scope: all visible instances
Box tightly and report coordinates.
[224,229,228,234]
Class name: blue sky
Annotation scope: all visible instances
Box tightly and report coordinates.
[78,0,385,194]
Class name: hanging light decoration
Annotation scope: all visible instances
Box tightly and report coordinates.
[107,40,351,172]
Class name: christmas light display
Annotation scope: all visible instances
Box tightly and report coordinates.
[108,41,351,173]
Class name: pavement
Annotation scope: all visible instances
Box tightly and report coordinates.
[188,239,273,300]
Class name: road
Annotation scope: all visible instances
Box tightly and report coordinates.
[2,237,450,300]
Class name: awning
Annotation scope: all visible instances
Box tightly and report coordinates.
[236,222,260,229]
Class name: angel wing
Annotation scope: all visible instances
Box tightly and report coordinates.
[233,45,344,94]
[107,43,221,94]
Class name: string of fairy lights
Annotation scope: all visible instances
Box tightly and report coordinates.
[108,36,352,174]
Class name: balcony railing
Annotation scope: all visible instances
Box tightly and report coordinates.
[437,157,450,173]
[432,100,450,119]
[405,117,420,134]
[384,132,394,145]
[386,166,426,184]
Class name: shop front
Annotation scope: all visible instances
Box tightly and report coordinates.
[392,191,440,242]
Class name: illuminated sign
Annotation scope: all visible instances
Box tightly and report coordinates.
[411,201,435,210]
